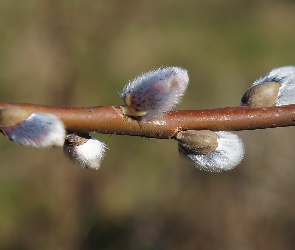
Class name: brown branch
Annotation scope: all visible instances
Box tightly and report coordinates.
[0,102,295,139]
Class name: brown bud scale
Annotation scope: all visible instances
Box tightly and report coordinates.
[176,130,219,155]
[0,106,34,127]
[241,82,281,108]
[65,132,91,146]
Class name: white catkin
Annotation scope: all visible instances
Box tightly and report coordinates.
[121,67,189,120]
[64,136,108,170]
[3,113,66,148]
[252,66,295,106]
[179,131,245,172]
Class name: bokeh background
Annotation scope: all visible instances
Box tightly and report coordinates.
[0,0,295,249]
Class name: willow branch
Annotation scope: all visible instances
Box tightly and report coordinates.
[0,102,294,139]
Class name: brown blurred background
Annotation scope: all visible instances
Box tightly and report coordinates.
[1,0,295,249]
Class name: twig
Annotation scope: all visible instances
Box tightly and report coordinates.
[0,102,294,139]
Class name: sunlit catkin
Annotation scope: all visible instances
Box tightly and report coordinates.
[241,66,295,107]
[64,132,108,170]
[121,67,189,120]
[0,106,66,148]
[177,130,245,172]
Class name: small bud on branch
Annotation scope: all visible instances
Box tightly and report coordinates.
[64,132,107,170]
[121,67,189,120]
[241,66,295,107]
[178,131,244,172]
[0,106,65,148]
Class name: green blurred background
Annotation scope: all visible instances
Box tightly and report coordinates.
[0,0,295,249]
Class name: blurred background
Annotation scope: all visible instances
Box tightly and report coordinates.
[0,0,295,249]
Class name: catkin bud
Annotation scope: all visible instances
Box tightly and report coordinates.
[241,66,295,107]
[177,131,245,172]
[0,107,66,148]
[63,132,107,170]
[120,67,189,120]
